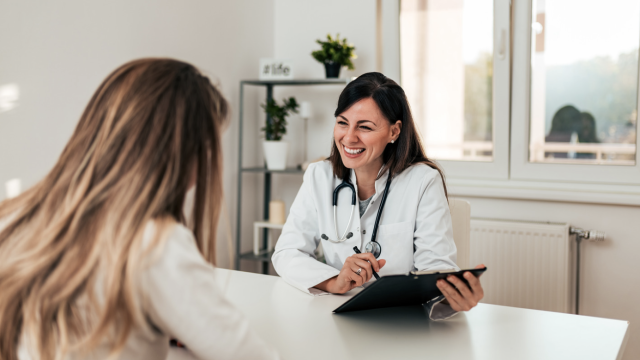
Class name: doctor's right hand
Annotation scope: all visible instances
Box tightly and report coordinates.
[315,253,386,294]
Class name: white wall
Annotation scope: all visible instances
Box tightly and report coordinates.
[0,0,275,269]
[274,0,377,162]
[241,0,379,274]
[262,0,377,238]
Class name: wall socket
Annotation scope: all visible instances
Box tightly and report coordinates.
[5,178,21,198]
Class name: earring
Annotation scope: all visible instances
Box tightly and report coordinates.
[391,140,395,144]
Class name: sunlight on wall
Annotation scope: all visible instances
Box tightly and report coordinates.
[0,83,20,113]
[5,178,21,199]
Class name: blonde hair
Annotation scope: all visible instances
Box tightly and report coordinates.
[0,58,228,359]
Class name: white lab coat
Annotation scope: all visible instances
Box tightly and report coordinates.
[272,160,458,296]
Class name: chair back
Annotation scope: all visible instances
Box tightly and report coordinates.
[448,198,471,269]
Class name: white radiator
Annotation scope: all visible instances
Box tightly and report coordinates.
[470,219,574,313]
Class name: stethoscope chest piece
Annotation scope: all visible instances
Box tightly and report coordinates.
[364,241,382,259]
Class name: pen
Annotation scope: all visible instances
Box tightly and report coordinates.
[353,246,380,280]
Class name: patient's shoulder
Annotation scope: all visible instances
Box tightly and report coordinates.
[140,219,202,267]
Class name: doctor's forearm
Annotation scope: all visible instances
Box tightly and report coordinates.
[313,276,338,293]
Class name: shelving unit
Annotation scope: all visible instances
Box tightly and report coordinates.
[235,79,350,274]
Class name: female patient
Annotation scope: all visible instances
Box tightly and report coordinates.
[0,59,278,360]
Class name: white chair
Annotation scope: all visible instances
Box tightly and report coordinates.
[449,197,471,269]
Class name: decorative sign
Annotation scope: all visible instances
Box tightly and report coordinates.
[259,59,294,80]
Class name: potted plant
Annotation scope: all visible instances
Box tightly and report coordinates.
[311,34,356,78]
[261,97,299,170]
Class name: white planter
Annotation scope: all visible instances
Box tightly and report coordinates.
[263,141,288,170]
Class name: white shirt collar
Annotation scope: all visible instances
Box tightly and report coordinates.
[348,165,390,198]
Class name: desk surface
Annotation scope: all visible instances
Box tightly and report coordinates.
[182,269,630,360]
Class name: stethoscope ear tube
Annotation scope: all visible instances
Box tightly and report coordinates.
[333,181,356,206]
[322,175,392,251]
[323,181,357,243]
[331,203,355,243]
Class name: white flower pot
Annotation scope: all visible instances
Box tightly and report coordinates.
[263,141,289,170]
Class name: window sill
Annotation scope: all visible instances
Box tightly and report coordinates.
[448,178,640,207]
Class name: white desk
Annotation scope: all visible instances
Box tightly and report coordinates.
[171,269,629,360]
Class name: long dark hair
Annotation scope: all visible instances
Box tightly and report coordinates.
[329,72,447,197]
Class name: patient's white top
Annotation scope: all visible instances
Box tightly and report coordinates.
[6,219,279,360]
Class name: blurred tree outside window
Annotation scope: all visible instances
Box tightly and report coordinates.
[400,0,639,167]
[529,0,638,165]
[400,0,494,162]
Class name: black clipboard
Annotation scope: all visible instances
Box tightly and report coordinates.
[332,267,487,313]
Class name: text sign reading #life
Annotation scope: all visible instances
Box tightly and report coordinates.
[259,59,294,80]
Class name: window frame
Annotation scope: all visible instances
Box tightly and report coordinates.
[509,0,640,185]
[391,0,640,190]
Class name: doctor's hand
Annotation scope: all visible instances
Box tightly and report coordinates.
[436,264,485,312]
[315,253,386,294]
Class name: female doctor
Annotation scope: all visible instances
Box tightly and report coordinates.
[272,72,484,319]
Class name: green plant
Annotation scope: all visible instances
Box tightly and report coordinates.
[261,97,299,141]
[311,34,357,70]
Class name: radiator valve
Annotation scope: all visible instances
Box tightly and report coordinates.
[570,227,606,242]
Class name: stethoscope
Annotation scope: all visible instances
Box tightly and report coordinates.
[320,176,392,259]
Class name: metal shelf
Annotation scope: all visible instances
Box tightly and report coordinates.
[241,167,304,174]
[241,78,350,86]
[236,78,349,274]
[239,250,274,263]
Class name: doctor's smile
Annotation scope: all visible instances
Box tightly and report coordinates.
[342,145,364,157]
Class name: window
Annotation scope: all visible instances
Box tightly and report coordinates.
[511,0,640,183]
[399,0,511,179]
[400,0,494,161]
[529,0,638,166]
[398,0,640,184]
